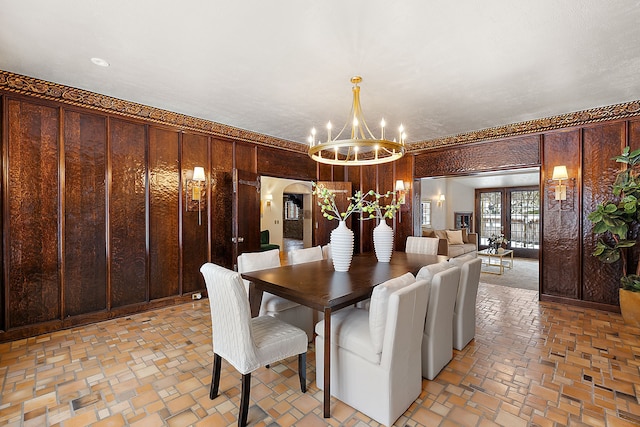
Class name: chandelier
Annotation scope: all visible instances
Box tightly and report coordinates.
[307,76,406,166]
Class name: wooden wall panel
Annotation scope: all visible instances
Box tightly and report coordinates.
[63,111,107,316]
[359,165,377,254]
[148,127,180,299]
[376,162,395,250]
[258,146,317,180]
[182,132,208,293]
[582,122,626,306]
[235,142,256,173]
[6,100,60,327]
[394,155,414,252]
[414,135,541,177]
[109,119,147,308]
[317,163,333,181]
[541,130,581,299]
[211,138,233,268]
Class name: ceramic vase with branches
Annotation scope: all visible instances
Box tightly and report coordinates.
[360,190,400,262]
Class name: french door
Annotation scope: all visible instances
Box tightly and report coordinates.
[475,186,540,258]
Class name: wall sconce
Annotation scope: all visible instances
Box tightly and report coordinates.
[395,180,407,205]
[264,193,273,209]
[187,166,206,225]
[552,165,568,201]
[437,194,446,207]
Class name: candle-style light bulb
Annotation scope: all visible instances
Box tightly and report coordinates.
[327,121,332,142]
[352,117,359,139]
[311,127,316,146]
[380,118,386,140]
[402,132,407,145]
[374,144,379,159]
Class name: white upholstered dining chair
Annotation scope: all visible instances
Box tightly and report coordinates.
[288,245,324,265]
[405,236,440,255]
[237,249,314,341]
[315,272,429,427]
[449,256,482,350]
[321,244,332,260]
[200,263,308,427]
[416,263,461,380]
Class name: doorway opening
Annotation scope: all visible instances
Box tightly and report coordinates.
[260,177,313,263]
[283,193,304,254]
[419,167,540,292]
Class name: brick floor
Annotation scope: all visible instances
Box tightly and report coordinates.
[1,283,639,426]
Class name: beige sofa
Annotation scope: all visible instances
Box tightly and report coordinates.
[422,228,478,258]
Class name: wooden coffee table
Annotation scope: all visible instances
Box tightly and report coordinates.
[478,249,514,275]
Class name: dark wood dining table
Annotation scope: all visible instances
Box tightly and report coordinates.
[241,251,446,418]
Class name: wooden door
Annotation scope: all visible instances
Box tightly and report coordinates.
[232,169,261,267]
[313,181,353,247]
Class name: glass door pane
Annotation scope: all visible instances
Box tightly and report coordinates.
[510,190,540,249]
[479,191,502,246]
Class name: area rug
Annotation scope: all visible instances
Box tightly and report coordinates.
[479,257,538,291]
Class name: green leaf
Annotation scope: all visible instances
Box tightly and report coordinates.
[595,248,620,264]
[624,202,637,213]
[621,274,640,291]
[611,224,628,238]
[587,211,602,222]
[616,240,636,248]
[592,222,609,234]
[604,203,618,213]
[629,148,640,161]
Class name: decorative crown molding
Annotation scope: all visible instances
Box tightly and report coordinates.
[408,100,640,152]
[4,69,640,155]
[0,70,308,154]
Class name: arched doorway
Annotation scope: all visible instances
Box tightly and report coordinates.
[260,177,313,258]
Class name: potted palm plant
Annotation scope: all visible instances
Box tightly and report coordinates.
[588,146,640,326]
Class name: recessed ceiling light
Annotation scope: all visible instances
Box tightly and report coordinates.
[90,57,109,67]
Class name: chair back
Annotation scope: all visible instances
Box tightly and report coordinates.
[422,266,461,379]
[321,244,332,260]
[380,279,429,368]
[406,236,439,255]
[237,248,281,293]
[289,246,323,265]
[454,257,482,349]
[200,263,259,373]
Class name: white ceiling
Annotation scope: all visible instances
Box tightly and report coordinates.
[2,1,640,146]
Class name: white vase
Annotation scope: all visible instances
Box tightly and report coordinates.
[330,220,354,272]
[373,220,394,262]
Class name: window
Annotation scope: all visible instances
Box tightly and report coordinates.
[478,191,502,246]
[421,201,431,226]
[284,200,300,220]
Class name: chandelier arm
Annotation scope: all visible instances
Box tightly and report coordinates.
[333,117,350,141]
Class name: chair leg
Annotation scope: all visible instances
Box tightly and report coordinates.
[298,353,307,393]
[239,373,251,427]
[210,354,222,400]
